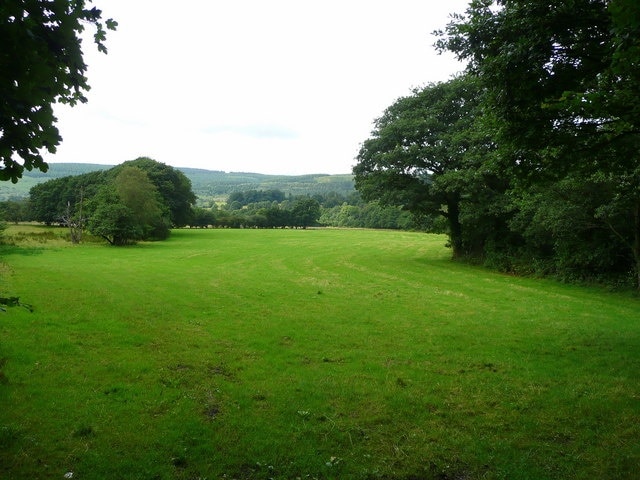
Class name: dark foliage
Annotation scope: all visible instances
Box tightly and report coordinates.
[0,1,116,182]
[28,158,194,244]
[353,0,640,289]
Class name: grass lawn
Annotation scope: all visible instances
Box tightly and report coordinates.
[1,227,639,479]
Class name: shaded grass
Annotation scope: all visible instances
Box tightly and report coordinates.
[1,228,639,479]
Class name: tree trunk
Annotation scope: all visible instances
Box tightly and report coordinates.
[447,198,464,259]
[634,201,640,291]
[101,235,114,246]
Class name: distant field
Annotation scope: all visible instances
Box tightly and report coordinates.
[1,227,639,479]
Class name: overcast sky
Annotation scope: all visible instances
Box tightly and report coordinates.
[46,0,468,175]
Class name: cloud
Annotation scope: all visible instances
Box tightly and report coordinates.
[46,0,469,175]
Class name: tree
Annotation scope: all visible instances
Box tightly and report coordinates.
[87,189,137,246]
[506,175,634,282]
[115,157,196,227]
[290,197,320,228]
[436,1,614,176]
[353,75,494,257]
[87,167,169,245]
[259,205,291,228]
[190,207,216,228]
[61,188,85,244]
[0,199,29,223]
[114,166,169,240]
[28,169,107,224]
[437,0,640,288]
[0,1,116,182]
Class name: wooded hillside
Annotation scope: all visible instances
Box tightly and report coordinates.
[0,163,355,201]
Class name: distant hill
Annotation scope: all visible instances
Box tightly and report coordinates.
[0,163,355,201]
[0,164,112,201]
[180,168,355,200]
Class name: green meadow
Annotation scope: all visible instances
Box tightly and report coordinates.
[1,227,639,479]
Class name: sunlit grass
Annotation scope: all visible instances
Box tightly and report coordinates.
[1,227,639,479]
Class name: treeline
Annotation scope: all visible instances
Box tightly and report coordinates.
[354,0,640,289]
[1,184,433,233]
[189,189,432,230]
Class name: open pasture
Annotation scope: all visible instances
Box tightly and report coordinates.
[1,227,639,479]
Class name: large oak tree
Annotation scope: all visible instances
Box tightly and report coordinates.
[353,75,494,257]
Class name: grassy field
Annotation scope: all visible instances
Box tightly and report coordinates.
[1,226,639,479]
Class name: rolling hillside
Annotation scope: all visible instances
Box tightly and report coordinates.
[0,163,355,201]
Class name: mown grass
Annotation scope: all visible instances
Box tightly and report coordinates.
[1,226,639,479]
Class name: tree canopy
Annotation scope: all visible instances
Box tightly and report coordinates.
[354,74,493,257]
[88,167,169,245]
[112,157,196,227]
[436,0,639,179]
[0,0,116,182]
[355,0,640,289]
[437,0,640,287]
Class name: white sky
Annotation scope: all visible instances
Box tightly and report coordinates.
[46,0,468,175]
